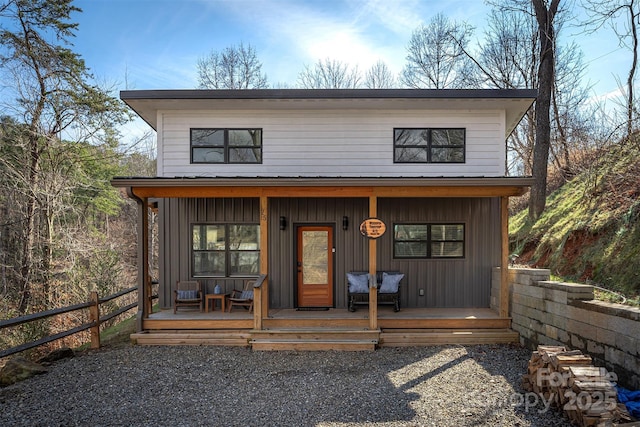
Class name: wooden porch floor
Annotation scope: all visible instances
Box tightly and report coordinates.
[144,306,509,329]
[133,307,519,349]
[146,306,504,321]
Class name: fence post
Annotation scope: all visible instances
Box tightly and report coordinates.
[89,291,101,349]
[145,276,153,315]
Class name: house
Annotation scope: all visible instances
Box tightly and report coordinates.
[111,88,536,350]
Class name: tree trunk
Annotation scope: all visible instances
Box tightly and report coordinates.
[626,2,638,140]
[18,144,39,313]
[529,0,560,221]
[18,196,36,313]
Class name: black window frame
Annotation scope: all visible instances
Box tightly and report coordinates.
[393,128,466,164]
[190,128,263,164]
[393,223,465,259]
[191,223,261,278]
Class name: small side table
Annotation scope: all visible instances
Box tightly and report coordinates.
[205,293,229,312]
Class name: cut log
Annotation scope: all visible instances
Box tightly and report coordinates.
[521,345,626,427]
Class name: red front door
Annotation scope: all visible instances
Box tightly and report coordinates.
[296,226,334,307]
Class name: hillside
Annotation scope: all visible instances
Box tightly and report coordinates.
[509,142,640,299]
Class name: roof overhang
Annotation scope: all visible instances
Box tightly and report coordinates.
[111,176,534,199]
[120,88,537,138]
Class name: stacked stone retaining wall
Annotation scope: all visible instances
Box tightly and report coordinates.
[492,267,640,389]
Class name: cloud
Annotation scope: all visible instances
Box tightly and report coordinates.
[585,87,625,107]
[350,0,425,36]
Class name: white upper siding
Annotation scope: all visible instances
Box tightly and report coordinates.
[157,108,507,178]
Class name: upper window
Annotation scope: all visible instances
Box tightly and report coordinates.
[191,128,262,164]
[393,224,465,259]
[394,128,465,163]
[192,224,260,277]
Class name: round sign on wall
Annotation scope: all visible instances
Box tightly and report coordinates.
[359,218,386,239]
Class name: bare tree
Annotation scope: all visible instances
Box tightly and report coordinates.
[401,13,475,89]
[550,42,594,180]
[197,42,269,89]
[476,7,539,90]
[478,1,560,219]
[298,58,362,89]
[457,1,567,219]
[364,60,397,88]
[479,5,592,181]
[529,0,561,220]
[473,6,540,175]
[581,0,640,140]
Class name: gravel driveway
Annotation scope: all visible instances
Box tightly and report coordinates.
[0,344,571,426]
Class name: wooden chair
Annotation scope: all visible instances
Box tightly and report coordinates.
[227,280,256,313]
[174,280,203,314]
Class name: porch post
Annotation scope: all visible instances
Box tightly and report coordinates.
[369,196,378,330]
[500,196,509,318]
[256,195,269,330]
[128,190,149,332]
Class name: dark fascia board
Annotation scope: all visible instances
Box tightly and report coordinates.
[120,88,538,101]
[111,176,535,188]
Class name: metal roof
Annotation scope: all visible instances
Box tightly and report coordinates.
[111,175,534,187]
[120,88,537,101]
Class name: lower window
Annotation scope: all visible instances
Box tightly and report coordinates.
[393,224,464,259]
[192,224,260,276]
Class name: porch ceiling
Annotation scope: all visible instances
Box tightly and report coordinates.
[111,176,534,198]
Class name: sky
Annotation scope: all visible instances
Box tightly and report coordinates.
[67,0,630,140]
[71,0,629,91]
[73,0,492,89]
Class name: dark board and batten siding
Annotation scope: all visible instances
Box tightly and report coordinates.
[158,198,261,308]
[267,198,370,309]
[376,198,501,308]
[158,196,500,310]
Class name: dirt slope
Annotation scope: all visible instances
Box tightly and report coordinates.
[509,143,640,297]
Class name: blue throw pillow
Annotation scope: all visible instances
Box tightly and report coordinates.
[347,273,369,293]
[380,272,403,293]
[177,290,198,300]
[240,290,253,300]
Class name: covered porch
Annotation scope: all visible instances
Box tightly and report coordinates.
[112,177,532,350]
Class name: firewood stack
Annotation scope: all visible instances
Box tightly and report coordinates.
[522,345,634,426]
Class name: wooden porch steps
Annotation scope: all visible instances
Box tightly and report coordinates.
[130,330,251,347]
[250,328,379,351]
[379,328,520,346]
